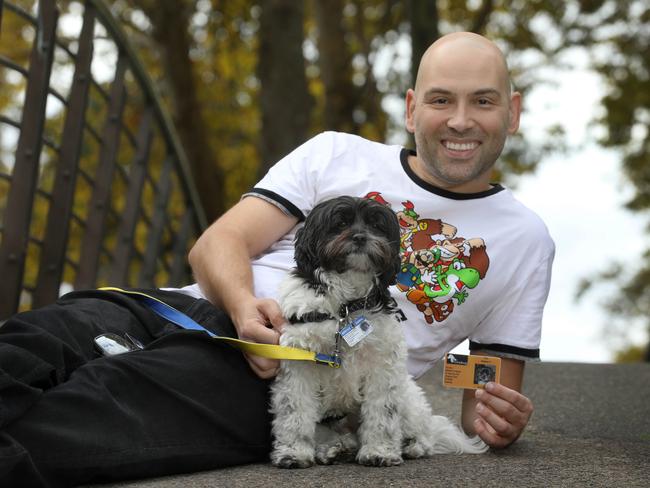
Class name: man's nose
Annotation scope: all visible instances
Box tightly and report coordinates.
[447,102,475,132]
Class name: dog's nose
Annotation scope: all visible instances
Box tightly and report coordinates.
[352,233,367,245]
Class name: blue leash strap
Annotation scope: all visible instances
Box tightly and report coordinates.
[98,287,341,368]
[143,295,218,338]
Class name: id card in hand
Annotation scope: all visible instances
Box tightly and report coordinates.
[443,353,501,389]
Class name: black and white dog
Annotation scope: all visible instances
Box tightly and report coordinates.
[270,196,486,468]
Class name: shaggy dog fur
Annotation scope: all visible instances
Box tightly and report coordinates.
[270,196,486,468]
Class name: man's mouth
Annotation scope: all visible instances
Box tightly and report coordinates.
[444,141,478,151]
[442,140,480,158]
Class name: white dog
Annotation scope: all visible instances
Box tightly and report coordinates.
[270,196,486,468]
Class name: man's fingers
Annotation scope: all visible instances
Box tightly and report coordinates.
[238,319,281,379]
[244,353,279,379]
[473,382,534,448]
[476,384,533,424]
[474,418,508,449]
[476,402,515,437]
[256,299,286,331]
[484,382,533,414]
[477,393,524,425]
[230,297,285,379]
[240,322,280,345]
[474,417,497,437]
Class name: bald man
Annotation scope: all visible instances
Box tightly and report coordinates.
[190,31,547,448]
[404,33,530,447]
[0,32,554,485]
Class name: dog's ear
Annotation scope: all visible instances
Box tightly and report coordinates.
[293,222,320,279]
[379,253,401,288]
[378,241,401,289]
[377,204,402,289]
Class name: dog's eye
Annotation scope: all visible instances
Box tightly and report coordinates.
[372,220,385,231]
[334,218,348,229]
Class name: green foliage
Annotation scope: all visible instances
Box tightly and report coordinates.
[305,0,406,143]
[614,344,647,363]
[113,0,261,208]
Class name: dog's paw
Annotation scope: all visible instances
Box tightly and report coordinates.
[402,437,434,459]
[272,454,314,469]
[315,434,358,465]
[315,445,352,465]
[356,446,403,467]
[271,447,315,469]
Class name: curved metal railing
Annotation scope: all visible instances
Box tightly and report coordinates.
[0,0,208,319]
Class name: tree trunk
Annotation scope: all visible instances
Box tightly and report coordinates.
[471,0,495,34]
[138,0,225,221]
[408,0,439,89]
[313,0,356,133]
[407,0,439,146]
[257,0,312,177]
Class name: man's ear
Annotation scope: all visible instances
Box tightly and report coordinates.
[405,88,416,134]
[507,91,522,135]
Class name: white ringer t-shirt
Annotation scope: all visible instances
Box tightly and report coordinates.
[174,131,555,379]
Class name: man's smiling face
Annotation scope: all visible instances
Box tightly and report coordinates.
[405,33,521,193]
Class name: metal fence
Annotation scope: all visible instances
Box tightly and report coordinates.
[0,0,208,320]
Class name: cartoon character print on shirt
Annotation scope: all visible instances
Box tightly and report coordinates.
[364,192,489,324]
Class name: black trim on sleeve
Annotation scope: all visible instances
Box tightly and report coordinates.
[469,341,540,359]
[248,188,305,221]
[400,148,506,200]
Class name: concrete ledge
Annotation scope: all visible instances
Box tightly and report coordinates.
[94,362,650,487]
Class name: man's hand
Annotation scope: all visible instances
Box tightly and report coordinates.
[472,381,533,448]
[232,297,285,379]
[188,197,298,380]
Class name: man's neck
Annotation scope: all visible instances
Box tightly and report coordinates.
[408,154,493,194]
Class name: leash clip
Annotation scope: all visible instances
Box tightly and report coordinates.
[315,353,342,368]
[332,306,349,365]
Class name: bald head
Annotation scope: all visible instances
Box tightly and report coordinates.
[404,32,521,192]
[414,32,512,97]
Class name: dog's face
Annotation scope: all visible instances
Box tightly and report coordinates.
[294,196,401,289]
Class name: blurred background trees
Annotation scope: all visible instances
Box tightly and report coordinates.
[1,0,648,360]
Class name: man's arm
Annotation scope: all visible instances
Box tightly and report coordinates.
[188,196,298,378]
[461,355,533,448]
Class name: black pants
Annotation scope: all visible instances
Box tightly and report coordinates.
[0,289,272,487]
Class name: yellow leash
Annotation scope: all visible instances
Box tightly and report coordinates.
[99,287,341,368]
